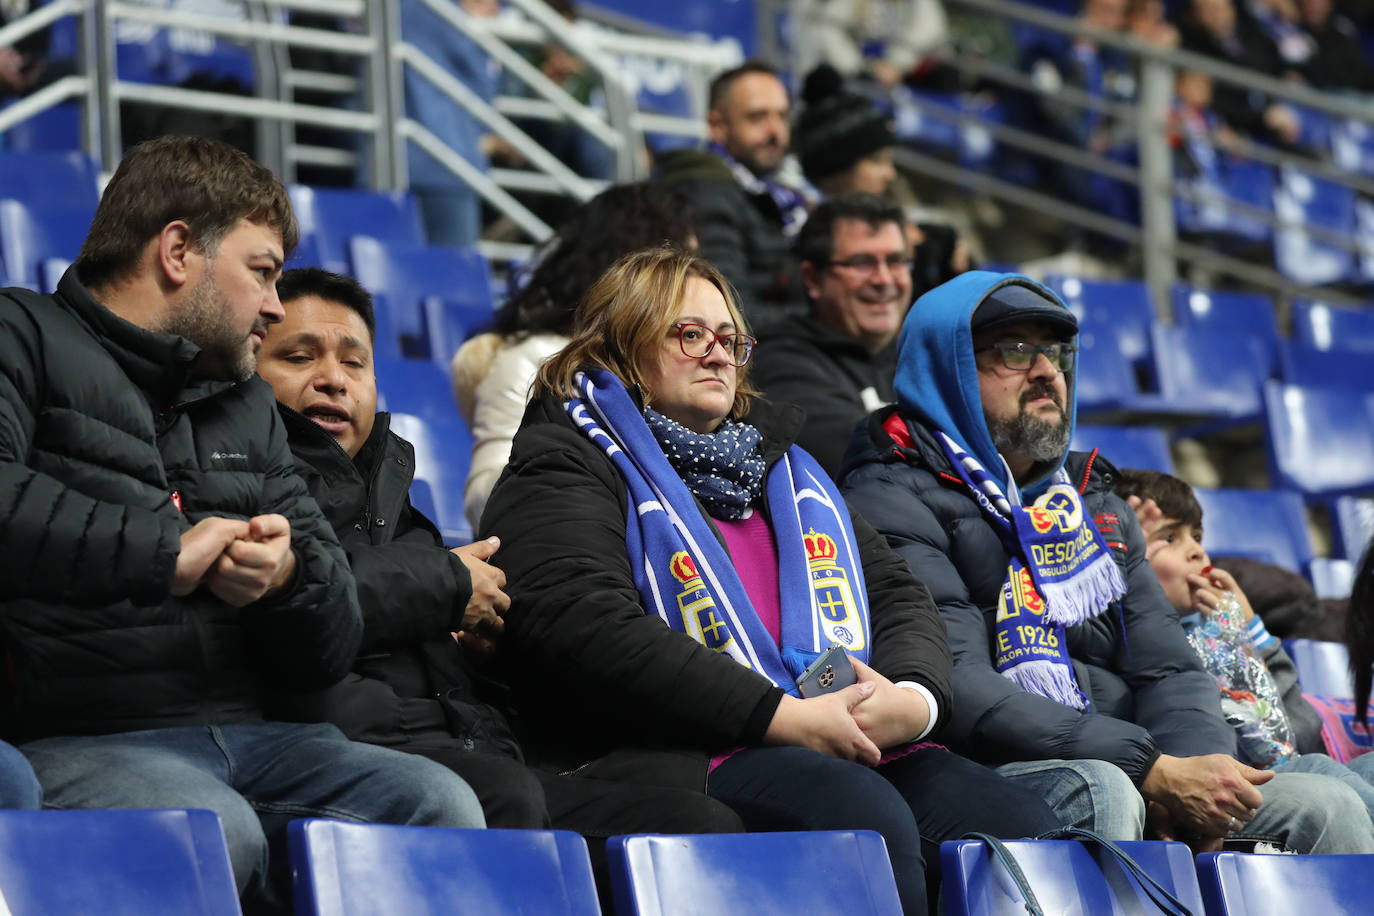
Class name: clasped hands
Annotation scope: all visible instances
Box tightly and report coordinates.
[173,515,297,606]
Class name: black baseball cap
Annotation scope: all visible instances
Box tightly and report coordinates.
[971,282,1078,339]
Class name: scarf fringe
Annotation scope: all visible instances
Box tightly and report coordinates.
[1038,551,1128,626]
[1003,659,1088,710]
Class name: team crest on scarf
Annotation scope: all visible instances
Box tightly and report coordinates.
[672,551,736,653]
[807,529,866,651]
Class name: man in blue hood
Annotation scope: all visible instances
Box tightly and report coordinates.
[840,271,1374,852]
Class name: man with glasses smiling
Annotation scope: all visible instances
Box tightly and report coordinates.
[751,192,913,478]
[839,271,1374,855]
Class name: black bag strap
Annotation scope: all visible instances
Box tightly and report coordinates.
[960,832,1043,916]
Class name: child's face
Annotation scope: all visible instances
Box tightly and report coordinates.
[1146,517,1211,610]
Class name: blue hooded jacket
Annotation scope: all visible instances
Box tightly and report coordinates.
[892,270,1078,497]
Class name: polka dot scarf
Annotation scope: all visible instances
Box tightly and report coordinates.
[644,407,765,520]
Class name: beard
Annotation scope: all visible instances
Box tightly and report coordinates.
[160,263,262,382]
[985,381,1072,465]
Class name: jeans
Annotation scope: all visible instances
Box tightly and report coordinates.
[709,746,1060,916]
[1273,752,1374,825]
[996,759,1146,840]
[22,722,484,913]
[0,740,40,809]
[1241,769,1374,853]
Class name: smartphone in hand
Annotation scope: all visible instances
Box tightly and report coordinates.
[796,644,858,698]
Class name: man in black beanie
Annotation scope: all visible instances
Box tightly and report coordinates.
[793,64,899,197]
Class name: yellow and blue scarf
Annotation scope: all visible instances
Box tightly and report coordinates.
[567,369,870,693]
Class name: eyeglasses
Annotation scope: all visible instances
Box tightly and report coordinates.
[671,323,756,367]
[823,253,914,278]
[974,341,1077,373]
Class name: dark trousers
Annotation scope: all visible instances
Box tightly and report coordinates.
[708,746,1060,916]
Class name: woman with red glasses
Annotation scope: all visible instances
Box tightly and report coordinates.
[483,246,1057,914]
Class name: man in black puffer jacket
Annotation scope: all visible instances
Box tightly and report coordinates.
[0,137,483,914]
[840,270,1374,855]
[259,271,743,850]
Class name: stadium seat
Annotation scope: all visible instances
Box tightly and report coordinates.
[289,186,426,274]
[0,200,94,291]
[1170,285,1280,377]
[0,150,100,210]
[1332,116,1374,180]
[389,411,474,546]
[1284,638,1354,697]
[1263,381,1374,499]
[1278,342,1374,390]
[1175,159,1275,248]
[608,831,902,916]
[1151,325,1271,420]
[0,808,240,915]
[349,237,493,361]
[374,358,460,418]
[1192,486,1314,573]
[1292,300,1374,353]
[1075,324,1148,416]
[1196,851,1373,915]
[1332,495,1374,560]
[1273,165,1356,287]
[941,838,1204,915]
[289,820,600,916]
[1071,424,1173,473]
[0,101,83,152]
[1045,275,1156,368]
[1308,558,1356,600]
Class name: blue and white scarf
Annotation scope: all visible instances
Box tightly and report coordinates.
[567,369,870,693]
[707,141,812,239]
[936,432,1126,709]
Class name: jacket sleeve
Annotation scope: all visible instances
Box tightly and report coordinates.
[0,299,181,607]
[483,419,784,749]
[239,381,363,691]
[1261,641,1327,754]
[844,461,1163,781]
[852,505,953,733]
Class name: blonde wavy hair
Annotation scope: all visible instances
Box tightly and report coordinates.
[534,246,757,417]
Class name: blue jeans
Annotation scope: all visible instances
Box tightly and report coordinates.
[22,722,484,912]
[1273,752,1374,825]
[1251,766,1374,852]
[0,740,40,809]
[996,759,1146,840]
[709,746,1060,916]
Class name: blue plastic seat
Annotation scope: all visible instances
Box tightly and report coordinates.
[1045,274,1157,369]
[608,831,902,916]
[1273,165,1356,287]
[1292,300,1374,353]
[289,185,426,275]
[1264,381,1374,499]
[1284,638,1354,696]
[1278,342,1374,390]
[0,808,240,915]
[289,820,599,916]
[374,358,461,418]
[1071,424,1173,473]
[0,200,95,291]
[1170,285,1280,377]
[349,237,493,362]
[1075,323,1146,416]
[1151,324,1270,420]
[1332,495,1374,560]
[0,100,83,152]
[389,411,474,546]
[1191,486,1314,573]
[0,150,101,210]
[1308,558,1356,600]
[1196,851,1374,914]
[941,838,1204,915]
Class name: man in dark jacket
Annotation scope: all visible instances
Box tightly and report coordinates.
[657,60,809,322]
[840,270,1374,853]
[750,192,911,478]
[0,137,483,914]
[258,270,744,844]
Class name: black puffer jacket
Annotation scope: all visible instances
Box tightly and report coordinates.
[0,272,361,740]
[656,148,806,323]
[481,391,951,782]
[840,408,1236,785]
[273,408,520,758]
[750,315,897,478]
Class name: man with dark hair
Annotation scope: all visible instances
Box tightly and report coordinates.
[750,192,912,477]
[259,269,743,880]
[840,271,1374,854]
[0,137,483,914]
[657,59,809,321]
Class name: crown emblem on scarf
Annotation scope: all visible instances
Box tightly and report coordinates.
[804,529,838,564]
[670,551,701,584]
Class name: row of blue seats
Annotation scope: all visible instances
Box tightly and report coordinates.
[9,806,1372,915]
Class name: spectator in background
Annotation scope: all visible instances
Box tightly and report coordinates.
[0,136,484,913]
[482,247,1061,916]
[657,61,810,322]
[451,182,695,530]
[1297,0,1374,92]
[799,0,953,91]
[751,193,911,478]
[1127,0,1181,48]
[0,0,46,101]
[1348,538,1374,726]
[260,269,744,880]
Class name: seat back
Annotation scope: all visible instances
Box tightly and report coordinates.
[1152,325,1270,419]
[1279,342,1374,390]
[0,808,240,915]
[1075,324,1143,414]
[289,820,600,916]
[1332,495,1374,560]
[289,185,425,274]
[1293,300,1374,353]
[0,150,101,210]
[1045,275,1156,367]
[1196,851,1372,915]
[389,411,474,546]
[0,201,95,291]
[1309,557,1356,600]
[608,831,902,916]
[1192,486,1314,573]
[1284,638,1355,697]
[941,838,1203,915]
[1170,286,1280,376]
[1072,424,1173,474]
[1264,381,1374,498]
[1273,166,1357,286]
